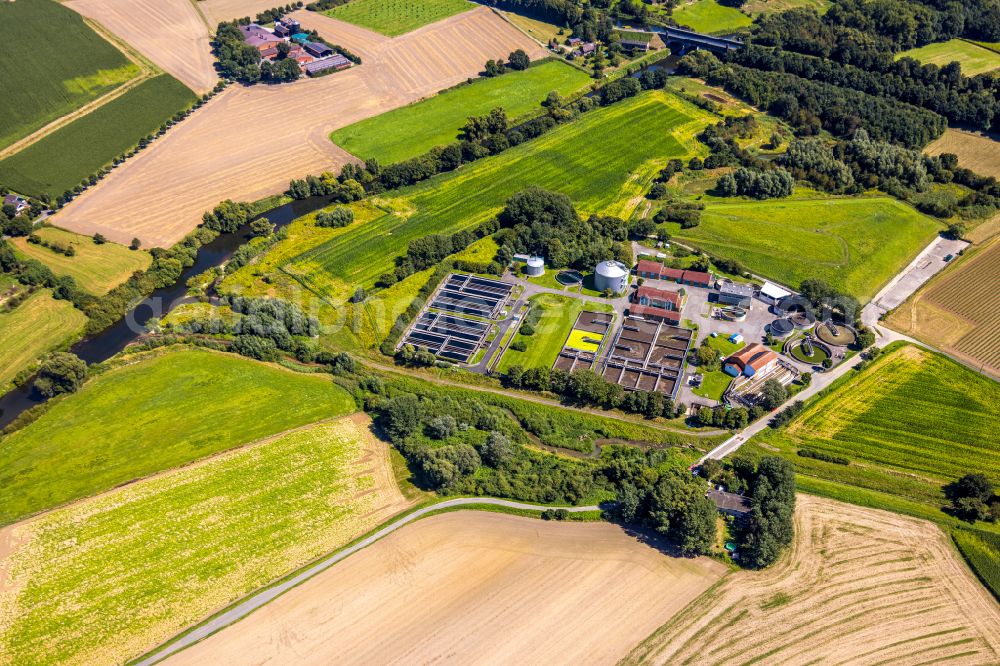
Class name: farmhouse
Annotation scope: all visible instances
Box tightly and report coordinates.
[3,194,29,215]
[706,488,751,518]
[636,260,710,287]
[580,42,597,55]
[240,24,282,52]
[724,343,778,377]
[718,280,754,307]
[615,29,665,52]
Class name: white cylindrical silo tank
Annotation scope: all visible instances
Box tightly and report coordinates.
[594,260,628,294]
[525,256,545,277]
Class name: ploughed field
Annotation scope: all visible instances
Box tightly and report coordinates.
[623,495,1000,665]
[283,90,714,303]
[0,414,409,666]
[664,196,942,302]
[51,7,545,247]
[0,348,356,525]
[886,239,1000,379]
[164,511,727,665]
[330,59,593,164]
[323,0,474,36]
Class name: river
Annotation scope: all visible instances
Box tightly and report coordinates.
[0,194,335,428]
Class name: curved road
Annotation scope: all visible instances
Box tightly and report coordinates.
[133,498,600,666]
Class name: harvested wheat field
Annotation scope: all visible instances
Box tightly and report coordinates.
[54,7,544,248]
[196,0,290,26]
[887,238,1000,379]
[67,0,217,94]
[167,512,726,666]
[0,414,411,666]
[926,128,1000,179]
[623,495,1000,666]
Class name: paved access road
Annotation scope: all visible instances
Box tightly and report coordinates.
[134,498,600,666]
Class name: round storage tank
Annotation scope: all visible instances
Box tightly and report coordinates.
[594,260,628,294]
[525,256,545,277]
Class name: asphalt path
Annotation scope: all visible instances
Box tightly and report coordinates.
[133,498,600,666]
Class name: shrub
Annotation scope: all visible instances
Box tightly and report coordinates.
[316,206,354,228]
[798,448,849,465]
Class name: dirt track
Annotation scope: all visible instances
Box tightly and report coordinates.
[622,495,1000,666]
[165,512,726,665]
[54,8,545,248]
[67,0,217,94]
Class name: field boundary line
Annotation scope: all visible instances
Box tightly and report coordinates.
[0,412,351,531]
[129,497,601,666]
[0,17,161,161]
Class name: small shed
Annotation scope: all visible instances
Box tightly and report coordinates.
[759,281,791,305]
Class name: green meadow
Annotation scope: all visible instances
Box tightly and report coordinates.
[324,0,472,36]
[289,90,714,301]
[331,60,593,164]
[0,74,196,199]
[0,0,139,151]
[665,196,941,301]
[12,226,151,295]
[897,39,1000,77]
[0,290,87,393]
[672,0,752,34]
[0,348,355,525]
[498,294,612,371]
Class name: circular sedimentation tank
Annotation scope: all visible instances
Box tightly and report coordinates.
[789,337,832,365]
[770,318,794,338]
[556,270,583,286]
[816,320,857,347]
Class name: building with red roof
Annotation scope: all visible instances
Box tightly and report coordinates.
[724,343,778,377]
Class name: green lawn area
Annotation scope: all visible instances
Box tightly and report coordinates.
[740,0,831,16]
[897,39,1000,77]
[0,417,396,665]
[664,197,942,302]
[691,368,733,401]
[0,348,356,525]
[324,0,473,36]
[289,90,715,302]
[0,290,87,393]
[331,60,592,164]
[12,226,150,295]
[0,0,139,151]
[0,74,196,199]
[498,294,611,371]
[672,0,753,34]
[748,343,1000,598]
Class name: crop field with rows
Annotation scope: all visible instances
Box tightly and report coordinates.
[287,90,714,302]
[887,239,1000,380]
[759,345,1000,497]
[0,416,407,665]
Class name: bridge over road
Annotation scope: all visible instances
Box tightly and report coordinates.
[661,26,743,54]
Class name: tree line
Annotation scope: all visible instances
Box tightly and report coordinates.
[680,51,946,148]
